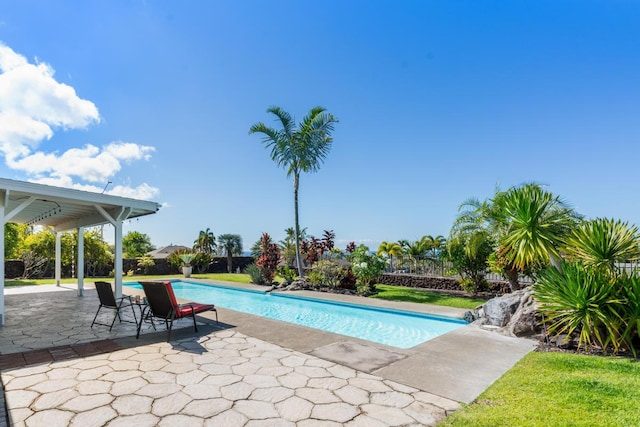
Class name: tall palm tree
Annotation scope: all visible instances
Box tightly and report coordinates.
[217,234,243,273]
[193,228,216,256]
[250,106,338,277]
[377,241,403,272]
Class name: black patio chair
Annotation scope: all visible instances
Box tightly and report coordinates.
[91,281,138,330]
[136,281,217,342]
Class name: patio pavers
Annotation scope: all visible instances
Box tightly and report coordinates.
[2,330,458,426]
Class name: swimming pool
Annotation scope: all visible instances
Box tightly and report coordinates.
[125,281,466,349]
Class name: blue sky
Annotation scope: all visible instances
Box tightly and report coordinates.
[0,1,639,252]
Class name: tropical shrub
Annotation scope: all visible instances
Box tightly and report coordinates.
[621,272,640,353]
[245,263,265,285]
[301,236,322,267]
[345,241,356,255]
[256,232,280,284]
[533,217,640,355]
[137,255,155,275]
[563,218,640,274]
[310,260,348,288]
[307,269,324,287]
[277,265,297,284]
[443,232,493,293]
[340,268,357,290]
[533,262,624,352]
[179,252,195,267]
[350,245,386,295]
[192,252,212,273]
[167,249,191,271]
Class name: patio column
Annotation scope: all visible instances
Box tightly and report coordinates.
[114,220,123,298]
[77,227,85,296]
[55,232,62,286]
[0,192,5,326]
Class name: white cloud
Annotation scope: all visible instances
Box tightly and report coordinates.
[0,43,100,158]
[106,141,154,161]
[8,141,155,183]
[0,42,159,201]
[29,176,159,201]
[108,183,159,200]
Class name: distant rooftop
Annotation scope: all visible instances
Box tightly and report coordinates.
[146,244,190,259]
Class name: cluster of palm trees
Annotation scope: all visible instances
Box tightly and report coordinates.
[449,183,640,292]
[192,228,243,273]
[377,235,447,274]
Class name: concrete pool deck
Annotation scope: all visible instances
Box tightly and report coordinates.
[0,280,537,425]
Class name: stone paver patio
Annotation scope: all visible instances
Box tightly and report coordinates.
[2,330,458,426]
[0,282,536,425]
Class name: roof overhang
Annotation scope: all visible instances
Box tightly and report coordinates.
[0,177,161,231]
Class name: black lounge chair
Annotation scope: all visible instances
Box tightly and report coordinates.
[136,281,217,341]
[91,281,138,330]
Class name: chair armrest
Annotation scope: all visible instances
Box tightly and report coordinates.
[117,295,135,306]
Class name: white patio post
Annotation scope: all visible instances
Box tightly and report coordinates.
[77,227,85,296]
[114,220,123,298]
[0,192,5,326]
[55,232,62,286]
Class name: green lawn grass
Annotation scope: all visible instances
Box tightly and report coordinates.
[440,351,640,427]
[371,284,486,310]
[5,273,253,287]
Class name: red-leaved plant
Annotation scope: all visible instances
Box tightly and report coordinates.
[256,232,281,284]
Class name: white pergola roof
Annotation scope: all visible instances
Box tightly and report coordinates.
[0,177,161,325]
[0,178,160,231]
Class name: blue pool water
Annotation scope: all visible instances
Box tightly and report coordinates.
[125,281,466,349]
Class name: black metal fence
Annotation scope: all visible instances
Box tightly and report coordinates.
[386,258,640,284]
[386,257,526,284]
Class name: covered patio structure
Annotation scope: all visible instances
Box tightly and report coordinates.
[0,177,160,325]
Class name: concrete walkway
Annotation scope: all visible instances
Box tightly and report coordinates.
[0,281,538,425]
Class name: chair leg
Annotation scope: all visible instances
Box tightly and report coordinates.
[136,306,149,339]
[91,305,103,328]
[167,318,174,342]
[109,308,119,331]
[130,302,138,325]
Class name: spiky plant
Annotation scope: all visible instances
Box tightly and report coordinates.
[534,262,624,352]
[563,218,640,275]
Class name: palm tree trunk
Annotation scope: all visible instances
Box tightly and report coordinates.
[227,250,233,273]
[293,173,304,277]
[504,266,521,292]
